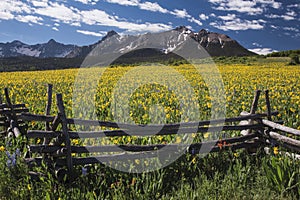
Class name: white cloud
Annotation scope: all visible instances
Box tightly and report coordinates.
[70,22,81,27]
[208,0,282,15]
[80,9,172,33]
[209,0,263,15]
[52,27,59,31]
[286,10,297,17]
[0,11,14,20]
[75,0,99,4]
[188,17,202,26]
[282,15,296,21]
[138,2,169,13]
[283,27,299,32]
[15,15,43,25]
[34,2,81,23]
[199,14,209,20]
[256,0,281,9]
[0,0,32,20]
[30,0,48,7]
[105,0,202,26]
[218,14,236,21]
[287,4,300,8]
[77,30,107,37]
[29,1,173,33]
[270,24,279,29]
[248,48,277,55]
[106,0,139,6]
[210,18,265,31]
[252,42,262,47]
[266,12,297,21]
[171,9,191,18]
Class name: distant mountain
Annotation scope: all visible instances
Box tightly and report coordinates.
[66,26,255,63]
[0,26,255,60]
[0,39,78,58]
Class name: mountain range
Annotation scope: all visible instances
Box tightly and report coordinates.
[0,26,255,59]
[0,26,256,71]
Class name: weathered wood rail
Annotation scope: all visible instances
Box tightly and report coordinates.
[0,88,28,138]
[1,85,300,180]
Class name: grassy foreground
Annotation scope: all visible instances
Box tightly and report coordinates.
[0,61,300,199]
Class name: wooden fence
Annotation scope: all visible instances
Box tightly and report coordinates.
[1,84,300,180]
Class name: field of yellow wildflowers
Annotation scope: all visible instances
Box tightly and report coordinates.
[0,62,299,129]
[0,61,300,199]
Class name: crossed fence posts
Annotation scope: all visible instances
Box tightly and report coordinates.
[1,84,300,180]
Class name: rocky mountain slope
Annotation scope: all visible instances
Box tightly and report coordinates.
[0,26,255,60]
[0,39,78,58]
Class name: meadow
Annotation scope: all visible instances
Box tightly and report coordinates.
[0,60,300,199]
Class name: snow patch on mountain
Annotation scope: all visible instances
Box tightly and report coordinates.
[15,47,41,57]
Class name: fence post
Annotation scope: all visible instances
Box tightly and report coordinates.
[242,90,261,136]
[43,84,53,145]
[250,90,261,115]
[56,94,73,178]
[264,90,272,121]
[4,88,22,137]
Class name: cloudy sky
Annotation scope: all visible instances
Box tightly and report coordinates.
[0,0,299,54]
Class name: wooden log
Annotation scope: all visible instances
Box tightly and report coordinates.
[67,113,269,129]
[4,88,12,106]
[56,151,159,165]
[27,130,60,138]
[264,90,272,120]
[20,112,277,130]
[56,94,73,175]
[20,113,55,122]
[44,84,53,145]
[51,115,61,131]
[26,124,262,138]
[196,141,262,154]
[29,133,258,154]
[55,141,261,166]
[268,131,300,150]
[262,119,300,136]
[0,104,26,109]
[0,108,29,115]
[250,90,261,114]
[243,90,261,136]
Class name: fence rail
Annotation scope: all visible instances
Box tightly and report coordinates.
[1,85,300,180]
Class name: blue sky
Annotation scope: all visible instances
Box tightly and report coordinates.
[0,0,299,54]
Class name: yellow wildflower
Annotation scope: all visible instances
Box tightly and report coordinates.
[175,136,182,143]
[135,159,140,165]
[203,133,210,139]
[273,147,279,155]
[191,157,197,164]
[0,146,5,152]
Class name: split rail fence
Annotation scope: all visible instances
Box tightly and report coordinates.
[1,84,300,180]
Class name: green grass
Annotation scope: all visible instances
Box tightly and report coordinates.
[1,137,300,199]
